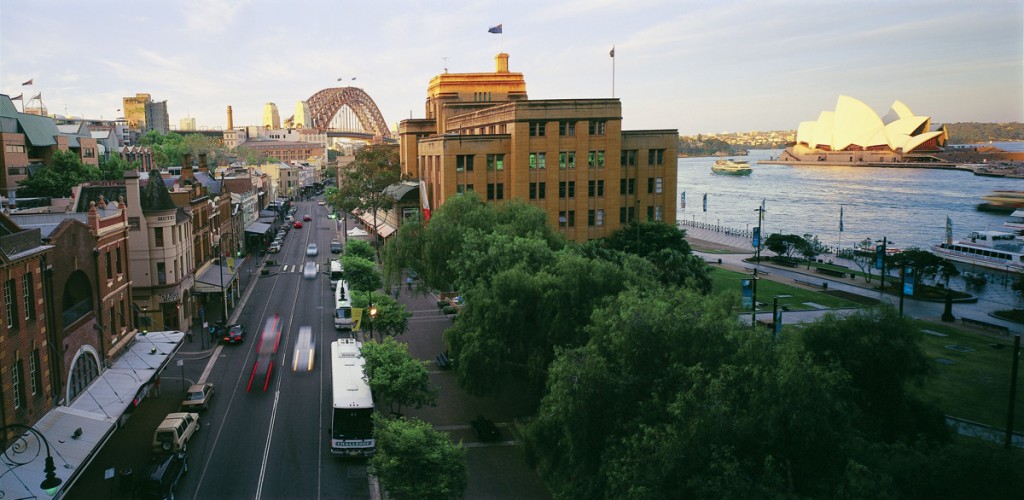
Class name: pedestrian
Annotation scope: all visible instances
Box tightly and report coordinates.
[187,330,194,343]
[406,276,413,290]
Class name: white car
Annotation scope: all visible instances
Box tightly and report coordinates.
[292,326,316,372]
[303,261,317,279]
[306,243,318,256]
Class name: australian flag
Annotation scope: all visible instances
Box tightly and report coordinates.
[488,24,502,34]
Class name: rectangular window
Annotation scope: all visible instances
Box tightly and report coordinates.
[30,349,41,396]
[106,249,113,279]
[568,210,575,227]
[456,185,465,194]
[559,211,568,228]
[110,306,116,334]
[655,205,663,221]
[496,183,504,200]
[597,180,605,196]
[154,227,164,247]
[655,177,663,194]
[596,209,605,227]
[559,121,576,136]
[568,181,575,198]
[559,151,576,169]
[456,155,474,172]
[621,150,637,167]
[588,180,596,197]
[157,262,167,285]
[22,274,34,320]
[588,151,606,168]
[529,182,537,199]
[538,182,546,199]
[529,152,546,169]
[588,209,595,227]
[558,211,575,227]
[648,149,665,166]
[619,207,626,224]
[559,181,566,198]
[486,154,504,171]
[466,184,474,192]
[647,177,654,194]
[588,120,606,135]
[116,248,123,274]
[529,121,546,137]
[620,178,636,195]
[12,359,25,409]
[5,279,18,328]
[487,183,495,200]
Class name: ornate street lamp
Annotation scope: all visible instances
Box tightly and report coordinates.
[1,423,63,495]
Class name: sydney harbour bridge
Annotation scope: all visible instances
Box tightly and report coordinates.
[305,86,393,141]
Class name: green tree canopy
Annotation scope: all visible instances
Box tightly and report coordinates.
[361,337,437,413]
[17,149,100,197]
[345,239,375,261]
[341,254,382,293]
[98,154,138,180]
[351,290,409,341]
[370,415,467,500]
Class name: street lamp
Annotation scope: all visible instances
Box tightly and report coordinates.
[0,423,63,495]
[368,293,378,342]
[876,236,888,292]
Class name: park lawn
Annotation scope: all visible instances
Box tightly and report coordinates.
[709,267,863,311]
[908,319,1024,431]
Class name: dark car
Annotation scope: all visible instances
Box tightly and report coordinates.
[220,324,247,344]
[134,452,188,499]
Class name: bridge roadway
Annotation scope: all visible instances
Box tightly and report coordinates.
[66,199,548,499]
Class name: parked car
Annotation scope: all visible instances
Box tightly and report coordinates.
[220,324,247,344]
[306,243,318,256]
[284,215,294,223]
[181,383,215,411]
[152,412,200,453]
[134,451,188,500]
[330,240,342,253]
[318,200,325,206]
[268,242,282,253]
[292,221,303,229]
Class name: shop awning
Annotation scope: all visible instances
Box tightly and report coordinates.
[357,211,398,238]
[194,261,239,293]
[245,221,272,235]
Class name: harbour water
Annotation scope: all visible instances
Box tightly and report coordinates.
[675,145,1024,253]
[676,143,1024,309]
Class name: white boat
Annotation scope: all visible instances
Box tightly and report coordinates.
[932,230,1024,273]
[1003,209,1024,235]
[711,159,752,175]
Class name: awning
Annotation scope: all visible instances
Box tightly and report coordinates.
[0,330,185,499]
[357,211,398,238]
[194,261,239,293]
[245,221,272,234]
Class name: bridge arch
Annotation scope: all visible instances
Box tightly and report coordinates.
[306,87,391,139]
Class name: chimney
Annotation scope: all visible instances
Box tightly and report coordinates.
[495,53,510,73]
[227,105,234,130]
[182,153,193,181]
[199,153,209,173]
[125,169,141,215]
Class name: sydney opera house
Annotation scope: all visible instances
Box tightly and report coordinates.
[776,95,949,165]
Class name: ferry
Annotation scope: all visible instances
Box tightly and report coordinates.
[977,190,1024,213]
[711,159,752,175]
[932,230,1024,273]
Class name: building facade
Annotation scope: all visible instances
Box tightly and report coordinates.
[122,93,169,133]
[398,54,678,242]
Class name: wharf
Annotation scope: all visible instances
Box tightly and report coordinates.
[757,159,960,170]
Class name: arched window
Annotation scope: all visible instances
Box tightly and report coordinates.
[67,349,101,403]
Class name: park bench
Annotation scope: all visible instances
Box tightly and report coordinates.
[774,257,800,267]
[815,267,848,278]
[471,415,501,442]
[436,350,452,370]
[960,317,1011,334]
[793,279,827,289]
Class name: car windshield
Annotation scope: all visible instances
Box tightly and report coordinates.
[187,391,205,400]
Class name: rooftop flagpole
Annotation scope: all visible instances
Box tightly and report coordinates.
[488,24,503,52]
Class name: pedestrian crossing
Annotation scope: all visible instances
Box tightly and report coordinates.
[275,263,320,274]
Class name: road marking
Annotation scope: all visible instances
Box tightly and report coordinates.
[255,390,282,500]
[197,344,224,384]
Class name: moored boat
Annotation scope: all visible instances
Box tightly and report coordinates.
[1004,209,1024,235]
[932,230,1024,273]
[711,159,752,175]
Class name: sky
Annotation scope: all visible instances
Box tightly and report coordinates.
[1,0,1021,136]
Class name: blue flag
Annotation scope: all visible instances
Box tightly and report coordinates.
[702,193,708,212]
[488,24,502,34]
[839,206,844,232]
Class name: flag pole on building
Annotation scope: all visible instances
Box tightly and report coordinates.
[488,24,503,52]
[20,78,33,113]
[609,46,616,97]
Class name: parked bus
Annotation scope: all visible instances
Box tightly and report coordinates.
[334,280,355,330]
[330,338,375,456]
[329,260,343,290]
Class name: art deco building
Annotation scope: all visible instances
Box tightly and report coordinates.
[398,53,678,242]
[780,95,949,164]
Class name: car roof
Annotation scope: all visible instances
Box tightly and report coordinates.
[187,384,207,392]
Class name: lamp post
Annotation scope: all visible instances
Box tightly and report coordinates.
[877,236,888,293]
[368,292,378,342]
[754,205,767,262]
[0,423,63,495]
[214,233,227,324]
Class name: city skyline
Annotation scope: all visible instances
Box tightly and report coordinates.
[1,0,1021,136]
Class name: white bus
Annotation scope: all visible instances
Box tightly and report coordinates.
[330,338,375,457]
[333,280,355,330]
[329,260,344,290]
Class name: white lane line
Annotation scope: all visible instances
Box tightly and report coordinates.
[255,389,282,500]
[197,344,224,384]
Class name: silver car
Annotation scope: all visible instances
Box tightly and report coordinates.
[292,326,316,372]
[306,243,318,256]
[303,261,317,279]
